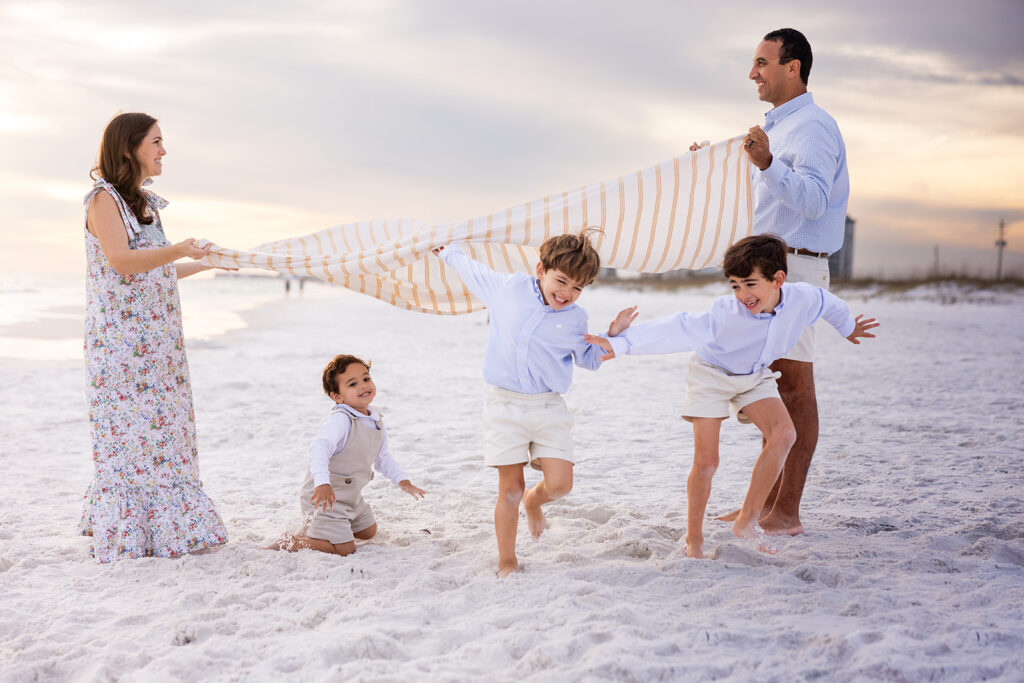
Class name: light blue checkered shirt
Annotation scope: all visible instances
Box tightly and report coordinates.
[438,244,603,394]
[607,282,856,376]
[752,92,849,255]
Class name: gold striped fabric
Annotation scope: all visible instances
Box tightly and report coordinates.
[202,136,752,315]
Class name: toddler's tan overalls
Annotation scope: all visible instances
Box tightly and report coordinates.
[299,411,383,544]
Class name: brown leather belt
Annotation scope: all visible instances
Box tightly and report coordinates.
[787,247,829,259]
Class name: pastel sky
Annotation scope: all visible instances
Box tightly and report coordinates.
[1,0,1022,280]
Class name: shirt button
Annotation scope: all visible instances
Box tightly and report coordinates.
[344,478,352,484]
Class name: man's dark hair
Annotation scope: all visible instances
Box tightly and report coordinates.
[723,234,788,280]
[764,28,812,85]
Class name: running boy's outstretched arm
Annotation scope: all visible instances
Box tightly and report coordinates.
[432,243,511,305]
[584,333,616,361]
[608,305,639,337]
[846,314,879,344]
[581,305,637,361]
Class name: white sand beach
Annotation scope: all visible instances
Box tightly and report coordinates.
[1,277,1022,681]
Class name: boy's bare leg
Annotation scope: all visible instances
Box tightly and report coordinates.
[716,359,815,536]
[730,398,796,553]
[495,464,526,578]
[687,418,723,559]
[522,458,574,540]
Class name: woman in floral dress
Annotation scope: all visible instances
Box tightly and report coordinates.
[79,113,228,562]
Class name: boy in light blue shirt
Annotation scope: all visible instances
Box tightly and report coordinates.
[434,232,634,577]
[586,234,878,559]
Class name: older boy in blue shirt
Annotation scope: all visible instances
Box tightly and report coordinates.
[435,233,634,577]
[586,234,878,558]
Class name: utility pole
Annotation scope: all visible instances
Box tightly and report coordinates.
[995,218,1007,281]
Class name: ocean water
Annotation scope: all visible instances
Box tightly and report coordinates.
[0,272,332,361]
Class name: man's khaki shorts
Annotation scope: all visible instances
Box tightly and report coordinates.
[784,253,831,363]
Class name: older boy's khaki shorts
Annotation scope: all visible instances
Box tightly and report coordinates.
[784,253,831,363]
[482,386,574,469]
[682,356,782,423]
[304,495,376,545]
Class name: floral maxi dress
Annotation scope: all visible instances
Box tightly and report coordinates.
[78,179,227,562]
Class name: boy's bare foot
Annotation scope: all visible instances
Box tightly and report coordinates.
[496,558,519,578]
[733,522,779,554]
[522,489,547,540]
[684,539,704,559]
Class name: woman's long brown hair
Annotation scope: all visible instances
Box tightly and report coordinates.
[90,112,158,225]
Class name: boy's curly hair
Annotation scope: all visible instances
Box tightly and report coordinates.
[722,234,789,280]
[322,354,371,396]
[538,228,602,284]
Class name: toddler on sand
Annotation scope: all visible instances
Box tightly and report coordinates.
[267,354,425,556]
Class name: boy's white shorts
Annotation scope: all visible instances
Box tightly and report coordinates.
[682,356,782,423]
[482,386,574,469]
[783,253,831,363]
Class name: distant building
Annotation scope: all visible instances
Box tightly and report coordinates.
[827,215,856,280]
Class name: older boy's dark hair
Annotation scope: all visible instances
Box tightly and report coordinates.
[538,228,602,284]
[723,234,789,279]
[763,28,813,85]
[322,354,371,396]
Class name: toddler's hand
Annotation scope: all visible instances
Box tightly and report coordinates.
[584,333,616,361]
[310,483,336,512]
[431,246,444,256]
[608,305,639,337]
[846,314,880,345]
[399,480,426,500]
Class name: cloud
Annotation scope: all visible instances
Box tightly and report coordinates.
[1,0,1022,278]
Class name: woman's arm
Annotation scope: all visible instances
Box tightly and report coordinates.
[174,262,215,280]
[87,190,208,276]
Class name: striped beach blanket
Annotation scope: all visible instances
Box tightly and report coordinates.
[202,136,752,315]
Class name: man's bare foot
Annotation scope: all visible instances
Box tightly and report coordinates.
[733,522,779,554]
[522,489,547,540]
[684,539,704,559]
[716,509,740,522]
[760,514,805,536]
[496,558,519,578]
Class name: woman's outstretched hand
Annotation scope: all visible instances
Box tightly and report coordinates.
[176,238,210,261]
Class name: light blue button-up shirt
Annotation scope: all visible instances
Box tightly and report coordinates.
[753,92,849,255]
[607,282,855,375]
[439,244,603,394]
